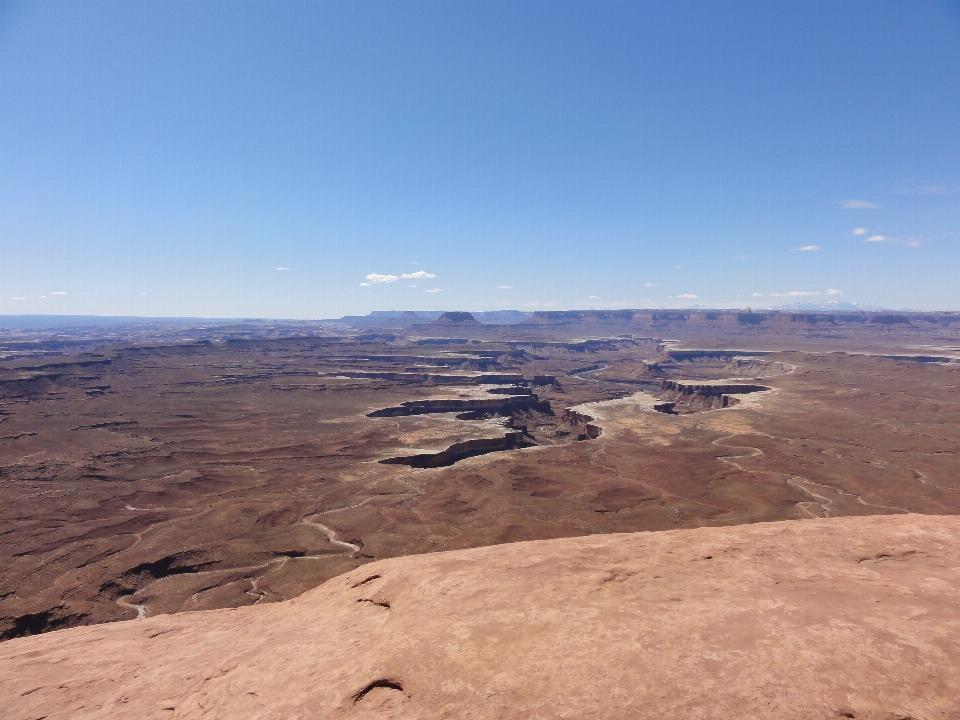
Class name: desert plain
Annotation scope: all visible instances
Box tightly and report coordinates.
[2,308,960,717]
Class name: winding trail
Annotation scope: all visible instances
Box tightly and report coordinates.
[115,513,367,618]
[116,594,147,620]
[711,433,909,517]
[303,515,362,554]
[911,467,960,493]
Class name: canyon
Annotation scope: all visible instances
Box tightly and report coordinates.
[1,309,960,715]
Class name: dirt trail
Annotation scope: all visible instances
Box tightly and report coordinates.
[115,595,147,620]
[711,433,909,517]
[303,515,362,554]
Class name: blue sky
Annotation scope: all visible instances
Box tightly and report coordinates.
[1,0,959,318]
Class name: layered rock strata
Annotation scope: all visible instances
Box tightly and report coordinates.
[562,408,602,439]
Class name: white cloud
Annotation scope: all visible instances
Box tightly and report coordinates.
[359,282,370,287]
[275,267,291,271]
[905,239,921,247]
[669,294,699,299]
[496,285,512,290]
[50,291,66,295]
[853,228,867,235]
[425,288,442,293]
[10,296,26,300]
[827,288,843,295]
[796,245,821,252]
[588,295,600,300]
[401,271,436,280]
[408,285,416,288]
[842,200,881,209]
[674,264,682,269]
[769,291,821,297]
[365,273,399,284]
[643,282,658,287]
[896,185,959,196]
[751,292,764,297]
[864,235,887,243]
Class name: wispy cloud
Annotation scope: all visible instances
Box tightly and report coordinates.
[275,267,291,271]
[365,273,399,284]
[668,293,699,299]
[425,288,442,293]
[50,291,67,295]
[853,228,867,235]
[496,285,512,290]
[769,291,821,297]
[643,282,658,287]
[674,264,682,269]
[863,234,921,247]
[827,289,843,295]
[795,245,821,252]
[843,200,881,209]
[359,282,370,287]
[751,292,763,297]
[10,296,26,300]
[896,185,960,196]
[588,295,600,300]
[401,271,436,280]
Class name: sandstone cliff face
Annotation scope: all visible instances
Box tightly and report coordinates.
[2,515,958,719]
[562,408,602,439]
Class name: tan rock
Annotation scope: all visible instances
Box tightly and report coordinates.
[2,514,959,719]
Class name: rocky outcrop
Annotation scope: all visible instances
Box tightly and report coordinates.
[655,380,769,412]
[531,374,556,385]
[3,515,958,719]
[662,349,771,362]
[660,380,769,396]
[432,312,481,324]
[562,409,601,439]
[870,314,912,325]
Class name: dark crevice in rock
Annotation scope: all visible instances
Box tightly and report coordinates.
[353,678,405,704]
[368,396,551,418]
[380,432,536,468]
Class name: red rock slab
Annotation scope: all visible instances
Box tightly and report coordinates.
[2,514,959,719]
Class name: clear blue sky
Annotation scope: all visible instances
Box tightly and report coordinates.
[1,0,959,318]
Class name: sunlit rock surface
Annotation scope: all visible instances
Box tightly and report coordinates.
[2,514,958,719]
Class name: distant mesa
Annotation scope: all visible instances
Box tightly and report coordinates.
[433,312,480,324]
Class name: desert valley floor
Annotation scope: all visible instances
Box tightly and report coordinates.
[2,309,960,641]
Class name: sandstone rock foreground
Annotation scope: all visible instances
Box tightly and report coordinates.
[3,515,959,719]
